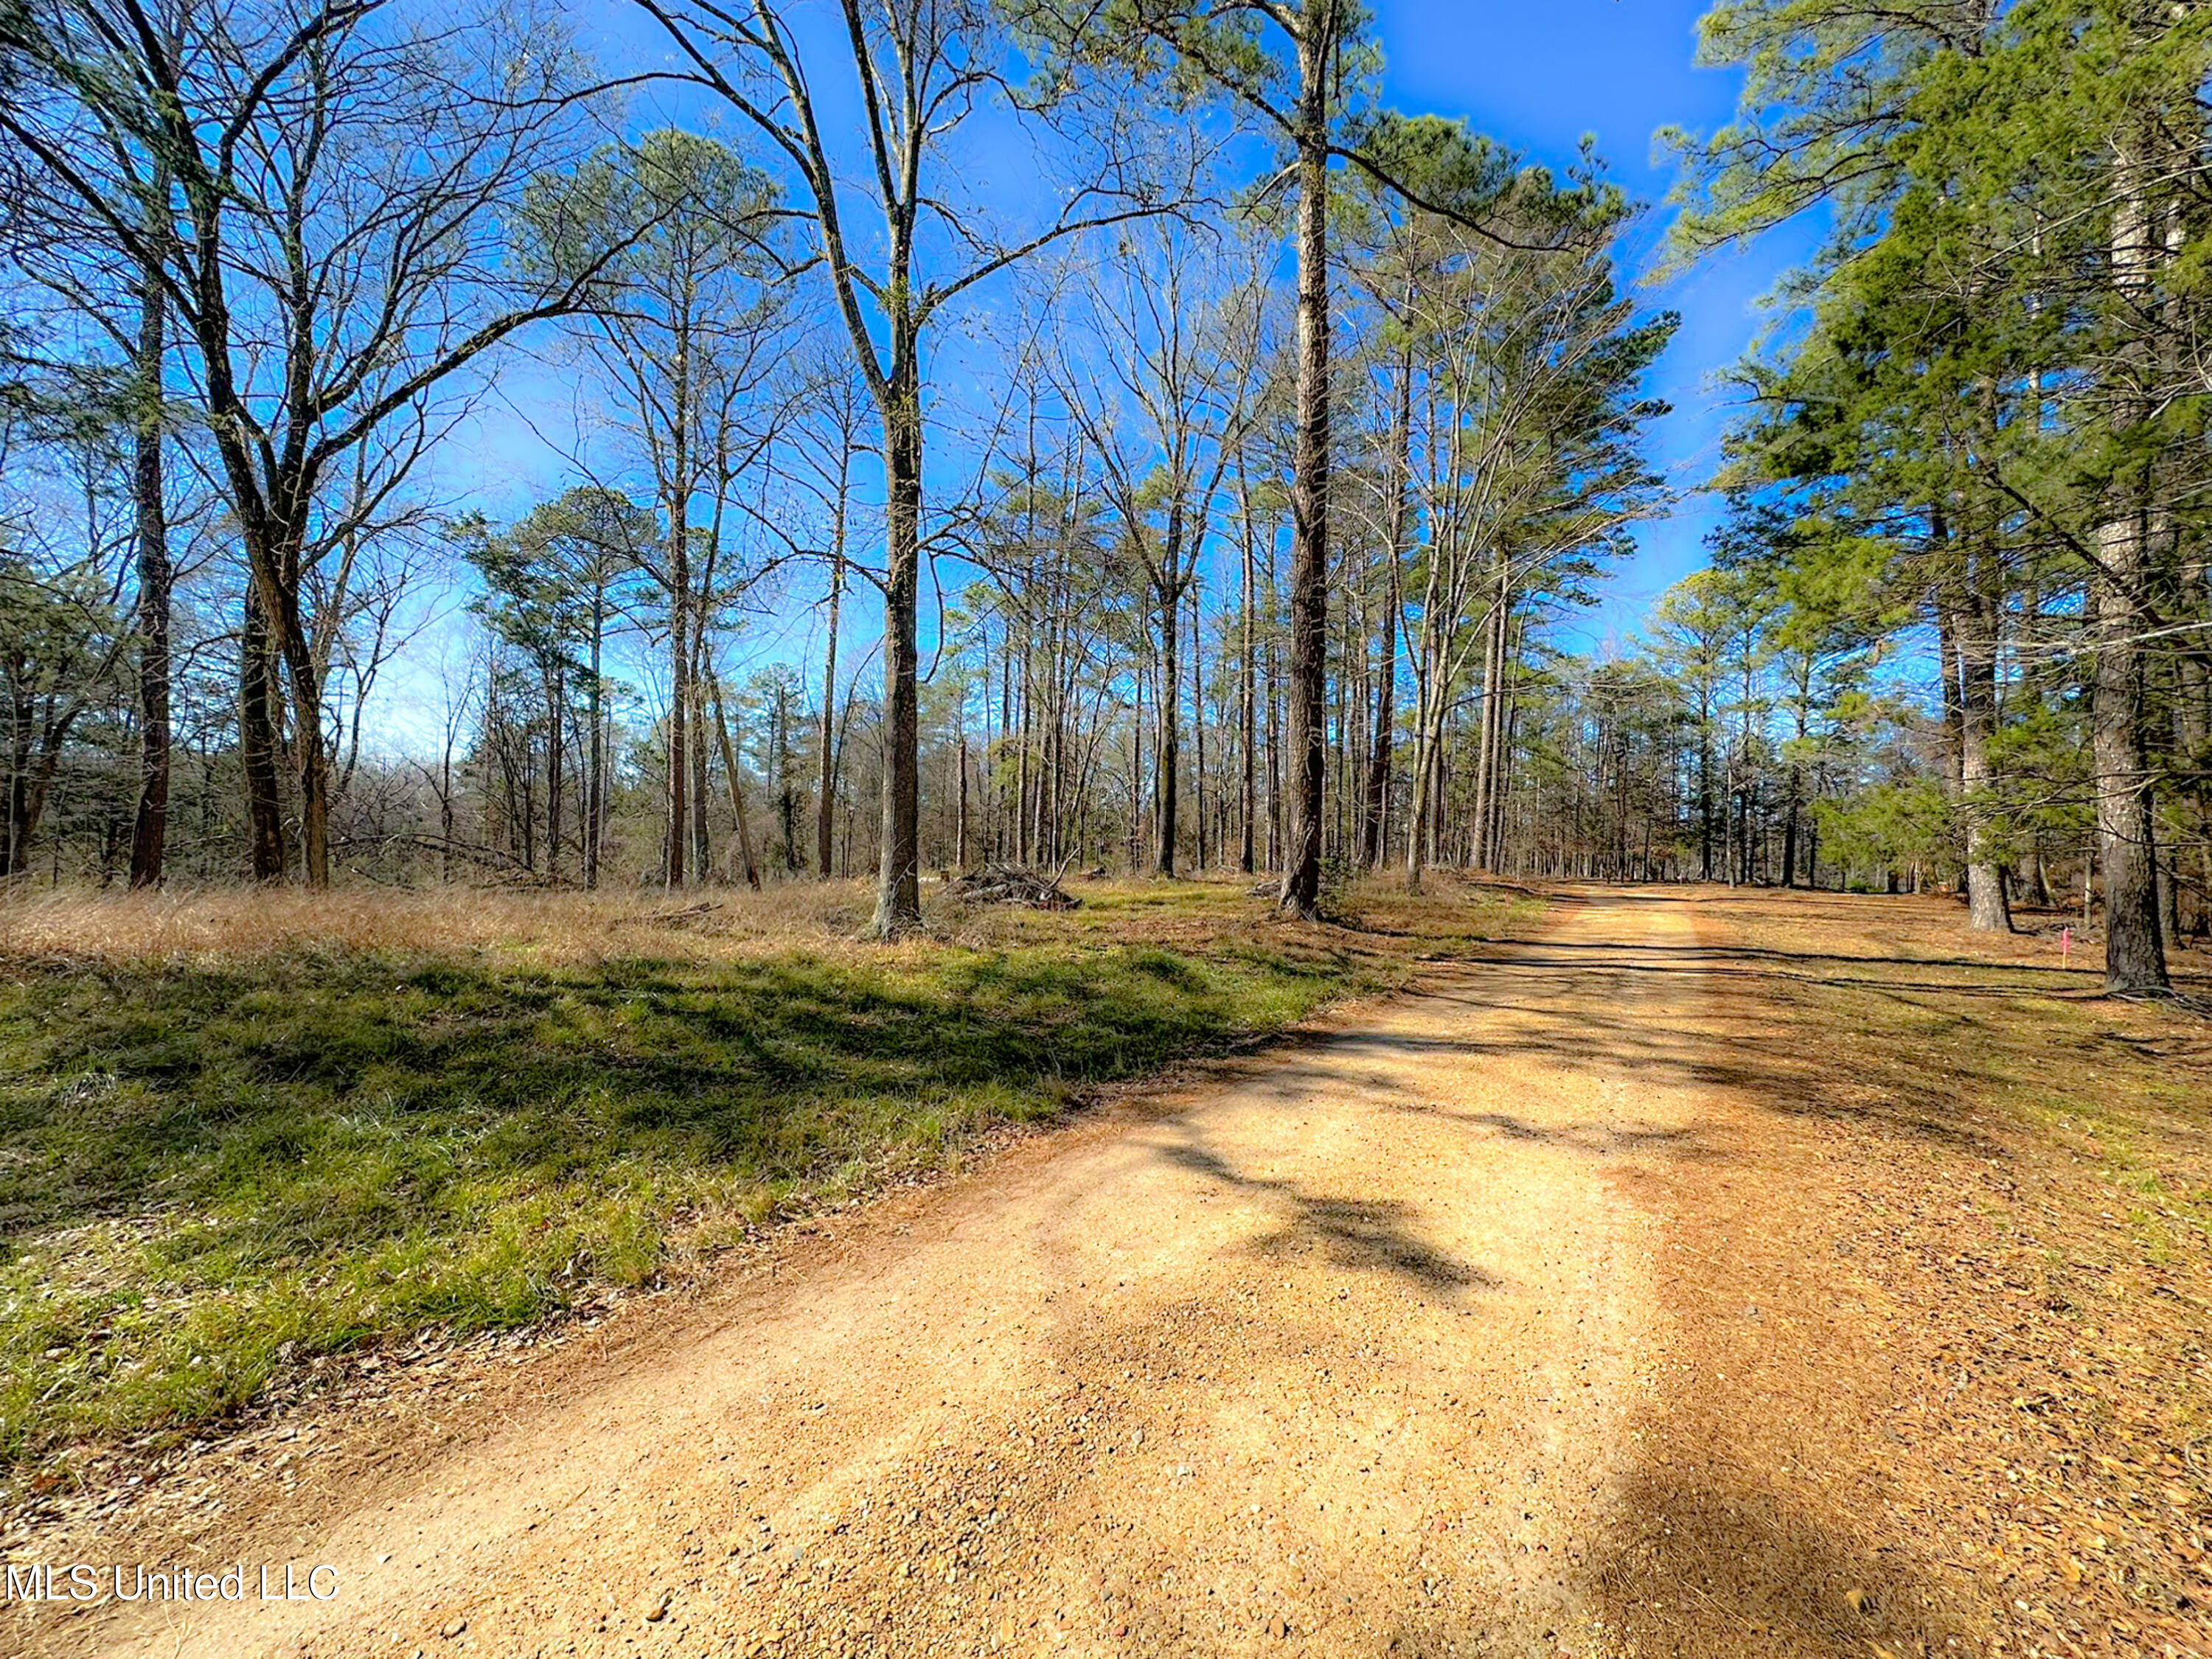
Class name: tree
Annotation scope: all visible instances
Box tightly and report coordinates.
[1,0,636,884]
[462,489,654,887]
[627,0,1175,934]
[1018,0,1583,914]
[1056,220,1266,876]
[1673,0,2206,984]
[1374,140,1670,892]
[0,448,132,877]
[524,128,789,888]
[0,12,176,886]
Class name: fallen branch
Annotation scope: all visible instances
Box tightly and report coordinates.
[641,902,726,928]
[948,864,1082,910]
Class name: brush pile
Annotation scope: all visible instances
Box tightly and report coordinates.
[947,864,1082,911]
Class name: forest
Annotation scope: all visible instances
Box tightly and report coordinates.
[4,7,2212,1655]
[1,0,2205,997]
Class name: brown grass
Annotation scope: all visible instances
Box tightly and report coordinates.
[0,870,1523,970]
[0,880,881,968]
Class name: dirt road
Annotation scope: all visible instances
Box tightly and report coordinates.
[32,888,2007,1658]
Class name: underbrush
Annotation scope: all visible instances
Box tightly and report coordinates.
[0,873,1533,1468]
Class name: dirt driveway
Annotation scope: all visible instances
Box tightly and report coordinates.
[20,888,2039,1657]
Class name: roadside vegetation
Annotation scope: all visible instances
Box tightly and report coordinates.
[0,877,1534,1471]
[1687,892,2212,1649]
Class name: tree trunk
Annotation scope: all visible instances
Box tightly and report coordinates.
[1155,566,1180,877]
[1471,585,1506,870]
[690,671,713,880]
[1403,713,1439,897]
[2093,504,2169,992]
[543,662,564,883]
[6,678,34,878]
[1360,345,1411,872]
[664,445,692,887]
[816,540,846,880]
[128,206,171,890]
[1957,580,2011,932]
[709,669,762,891]
[872,361,925,936]
[1238,479,1259,875]
[585,590,605,889]
[1696,689,1714,880]
[1279,24,1334,919]
[2094,149,2170,994]
[257,535,333,887]
[1493,608,1526,869]
[1192,571,1208,872]
[240,582,288,882]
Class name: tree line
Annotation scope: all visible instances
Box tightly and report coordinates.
[1,0,2204,996]
[1660,0,2211,995]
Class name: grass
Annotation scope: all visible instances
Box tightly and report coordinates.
[0,874,1533,1470]
[1719,891,2212,1307]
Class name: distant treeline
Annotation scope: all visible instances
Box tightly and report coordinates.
[1,0,2203,989]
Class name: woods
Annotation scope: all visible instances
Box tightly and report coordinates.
[1666,0,2212,994]
[0,0,2205,989]
[7,14,2212,1652]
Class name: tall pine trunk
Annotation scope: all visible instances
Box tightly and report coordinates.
[1238,477,1259,875]
[1279,18,1334,919]
[872,358,925,936]
[1360,344,1411,872]
[664,512,690,887]
[2094,145,2169,993]
[1958,570,2011,931]
[1155,564,1181,877]
[584,582,608,889]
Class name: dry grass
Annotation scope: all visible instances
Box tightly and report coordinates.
[0,872,1535,1480]
[0,872,1512,968]
[0,880,880,969]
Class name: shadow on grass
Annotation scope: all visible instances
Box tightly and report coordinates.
[0,934,1363,1454]
[0,945,1358,1233]
[1215,937,2025,1159]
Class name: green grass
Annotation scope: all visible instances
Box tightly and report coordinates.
[0,878,1530,1466]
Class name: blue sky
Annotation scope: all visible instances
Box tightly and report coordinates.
[1374,0,1820,653]
[386,0,1821,750]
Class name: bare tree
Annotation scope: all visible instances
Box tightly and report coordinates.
[2,0,637,883]
[524,128,791,887]
[627,0,1181,933]
[1055,220,1265,875]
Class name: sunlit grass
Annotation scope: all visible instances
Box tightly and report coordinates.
[0,873,1534,1465]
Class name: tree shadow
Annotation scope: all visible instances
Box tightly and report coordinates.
[0,939,1350,1245]
[1574,1442,1989,1655]
[1154,1138,1501,1295]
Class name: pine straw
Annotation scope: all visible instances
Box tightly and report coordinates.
[1594,887,2212,1659]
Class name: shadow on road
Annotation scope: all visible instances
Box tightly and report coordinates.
[1156,1138,1502,1295]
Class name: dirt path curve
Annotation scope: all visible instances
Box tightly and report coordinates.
[44,888,1947,1659]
